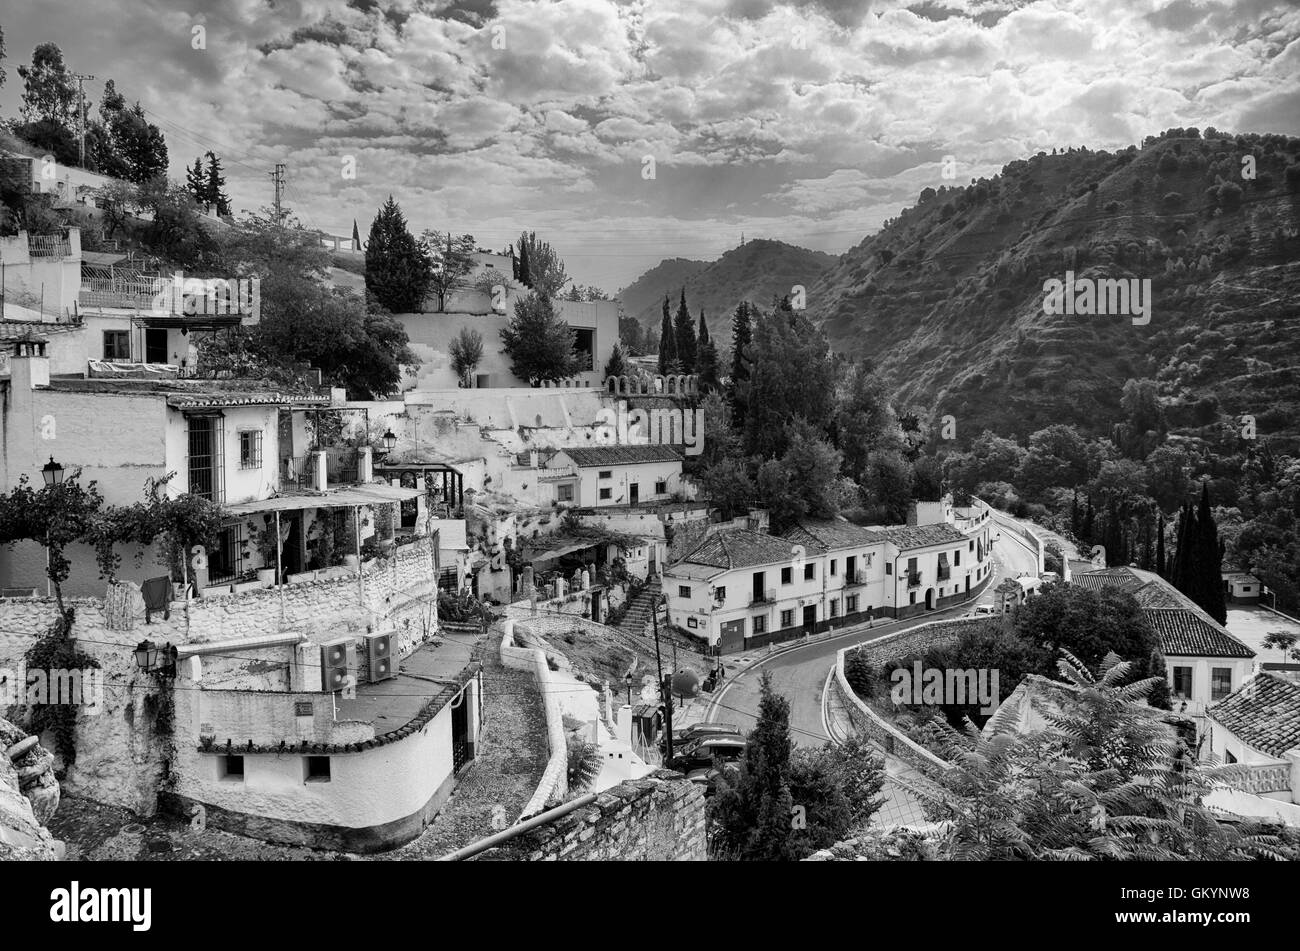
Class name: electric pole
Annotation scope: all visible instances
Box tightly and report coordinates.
[269,163,286,226]
[71,73,94,168]
[651,593,673,765]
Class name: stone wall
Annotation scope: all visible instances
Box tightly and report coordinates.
[486,770,706,861]
[519,647,568,818]
[0,718,61,860]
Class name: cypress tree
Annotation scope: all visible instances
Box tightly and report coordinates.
[658,296,677,375]
[517,241,532,288]
[204,151,230,216]
[674,287,697,373]
[1155,512,1166,578]
[1082,495,1095,545]
[696,310,719,392]
[729,301,752,430]
[352,219,361,249]
[1196,482,1227,624]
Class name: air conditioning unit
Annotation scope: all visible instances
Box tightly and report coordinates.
[320,640,353,692]
[365,632,396,683]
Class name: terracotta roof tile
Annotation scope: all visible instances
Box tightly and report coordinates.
[1209,673,1300,758]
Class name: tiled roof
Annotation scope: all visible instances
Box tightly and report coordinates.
[783,519,882,552]
[559,444,683,467]
[1072,568,1146,593]
[1144,608,1255,659]
[876,523,968,549]
[681,527,799,571]
[1209,673,1300,758]
[666,519,711,565]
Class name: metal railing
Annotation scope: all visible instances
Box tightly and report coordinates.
[750,589,777,606]
[907,571,922,587]
[27,234,71,258]
[844,569,868,586]
[323,447,360,485]
[938,566,951,581]
[284,455,319,491]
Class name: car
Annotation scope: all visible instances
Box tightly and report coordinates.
[669,734,746,772]
[685,763,739,797]
[965,603,997,618]
[672,722,741,746]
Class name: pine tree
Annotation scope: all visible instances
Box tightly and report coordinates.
[674,287,697,373]
[696,310,720,392]
[352,219,361,250]
[185,157,205,203]
[364,196,431,313]
[603,342,627,379]
[204,151,230,216]
[729,301,752,430]
[658,295,677,375]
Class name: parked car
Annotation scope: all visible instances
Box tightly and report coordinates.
[965,604,998,618]
[673,722,741,746]
[669,734,746,772]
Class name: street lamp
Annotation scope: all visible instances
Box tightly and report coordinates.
[41,456,64,487]
[134,639,177,677]
[381,429,397,454]
[624,671,633,707]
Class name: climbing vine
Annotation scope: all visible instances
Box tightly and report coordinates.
[24,609,99,768]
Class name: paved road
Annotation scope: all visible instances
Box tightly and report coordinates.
[706,513,1043,747]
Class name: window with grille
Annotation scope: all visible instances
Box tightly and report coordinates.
[239,430,263,469]
[1211,668,1233,701]
[187,414,225,503]
[780,609,794,628]
[752,615,766,634]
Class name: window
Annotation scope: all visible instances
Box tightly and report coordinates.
[239,430,263,469]
[830,559,837,577]
[557,483,574,502]
[752,615,766,634]
[305,756,331,783]
[1211,668,1233,702]
[219,755,244,781]
[846,595,858,613]
[781,566,793,585]
[954,550,961,566]
[803,563,815,581]
[678,585,692,599]
[598,470,612,479]
[599,487,612,500]
[909,592,916,604]
[714,586,725,604]
[103,330,130,361]
[886,562,892,575]
[655,480,667,494]
[829,598,839,618]
[1172,666,1193,699]
[969,540,974,550]
[779,609,795,628]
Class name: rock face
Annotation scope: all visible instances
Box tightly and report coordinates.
[0,718,61,860]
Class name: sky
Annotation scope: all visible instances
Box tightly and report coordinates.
[1,0,1298,292]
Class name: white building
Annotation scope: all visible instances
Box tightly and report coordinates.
[1203,672,1300,827]
[545,445,685,508]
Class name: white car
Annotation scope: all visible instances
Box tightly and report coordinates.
[965,604,997,618]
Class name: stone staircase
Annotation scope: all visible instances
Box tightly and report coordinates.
[616,578,662,637]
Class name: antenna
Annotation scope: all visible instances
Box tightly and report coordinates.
[70,73,95,167]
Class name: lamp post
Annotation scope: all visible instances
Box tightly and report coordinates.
[624,671,633,707]
[134,639,177,678]
[39,457,64,599]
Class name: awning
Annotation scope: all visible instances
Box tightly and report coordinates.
[527,538,604,563]
[222,483,425,516]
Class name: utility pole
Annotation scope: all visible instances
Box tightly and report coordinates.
[269,163,286,226]
[651,593,673,765]
[71,73,95,168]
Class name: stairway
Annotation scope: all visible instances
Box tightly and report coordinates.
[616,578,662,637]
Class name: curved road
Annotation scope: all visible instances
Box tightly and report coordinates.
[704,512,1043,747]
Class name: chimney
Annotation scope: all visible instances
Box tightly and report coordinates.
[9,335,50,389]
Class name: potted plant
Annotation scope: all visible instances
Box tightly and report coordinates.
[253,520,286,586]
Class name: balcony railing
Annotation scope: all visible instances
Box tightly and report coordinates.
[750,589,777,606]
[28,233,71,258]
[907,571,922,588]
[844,569,867,586]
[284,455,319,491]
[938,566,951,581]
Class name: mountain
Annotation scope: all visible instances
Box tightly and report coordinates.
[619,239,838,356]
[806,129,1300,453]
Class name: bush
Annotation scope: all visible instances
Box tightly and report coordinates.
[844,648,875,698]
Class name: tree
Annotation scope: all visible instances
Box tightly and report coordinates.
[97,179,139,240]
[699,456,755,521]
[618,313,644,352]
[185,156,205,203]
[106,102,168,184]
[729,301,753,430]
[834,361,900,482]
[673,287,697,372]
[1194,481,1227,624]
[744,303,835,458]
[1262,631,1298,666]
[696,309,720,393]
[365,196,430,313]
[709,672,800,861]
[421,230,477,312]
[17,43,76,128]
[449,326,484,387]
[499,291,580,384]
[516,239,531,287]
[515,231,567,297]
[657,295,677,374]
[204,151,231,216]
[352,219,361,250]
[0,471,105,614]
[603,342,627,379]
[137,178,220,268]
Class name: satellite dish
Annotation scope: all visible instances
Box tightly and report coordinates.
[671,668,701,700]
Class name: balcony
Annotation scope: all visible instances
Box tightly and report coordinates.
[323,447,361,485]
[907,571,922,588]
[937,565,951,581]
[750,589,777,606]
[844,569,868,587]
[284,455,320,491]
[1223,762,1292,796]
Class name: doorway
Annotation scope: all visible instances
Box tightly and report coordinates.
[281,512,304,575]
[145,328,168,364]
[451,687,474,772]
[925,588,935,610]
[802,604,816,633]
[629,483,639,505]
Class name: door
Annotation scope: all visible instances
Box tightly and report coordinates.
[145,328,168,364]
[802,605,817,633]
[719,618,745,654]
[629,483,639,505]
[281,512,304,575]
[925,588,935,610]
[590,588,603,623]
[752,571,765,603]
[451,687,473,772]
